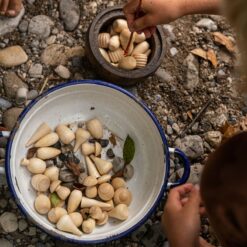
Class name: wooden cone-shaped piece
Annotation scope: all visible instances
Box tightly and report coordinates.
[34,133,59,147]
[56,124,75,144]
[56,215,83,236]
[80,197,112,209]
[48,207,67,223]
[85,156,100,178]
[69,212,83,227]
[108,204,129,221]
[81,143,95,156]
[86,118,103,139]
[94,142,102,157]
[44,166,59,182]
[74,128,90,152]
[36,147,61,160]
[90,155,113,175]
[26,123,52,147]
[67,190,82,213]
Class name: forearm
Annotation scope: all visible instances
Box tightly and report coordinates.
[180,0,222,16]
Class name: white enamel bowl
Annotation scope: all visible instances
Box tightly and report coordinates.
[3,80,190,244]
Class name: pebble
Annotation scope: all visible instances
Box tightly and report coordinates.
[155,68,173,83]
[0,239,13,247]
[0,7,25,36]
[0,198,8,209]
[162,24,176,42]
[27,90,39,100]
[87,2,98,15]
[28,63,43,78]
[3,107,23,131]
[112,157,125,173]
[0,212,18,233]
[28,15,54,39]
[46,35,56,45]
[16,87,28,105]
[172,123,180,134]
[183,54,199,91]
[166,125,173,135]
[18,219,28,232]
[196,18,217,31]
[3,72,28,99]
[19,20,29,33]
[0,46,28,68]
[59,0,80,31]
[205,131,222,148]
[170,47,178,57]
[0,148,6,159]
[0,97,12,110]
[26,226,36,236]
[175,135,204,159]
[59,169,76,183]
[54,65,71,79]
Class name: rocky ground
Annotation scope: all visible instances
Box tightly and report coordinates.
[0,0,245,246]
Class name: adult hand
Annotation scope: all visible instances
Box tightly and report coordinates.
[162,183,201,247]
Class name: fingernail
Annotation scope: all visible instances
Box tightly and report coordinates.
[195,184,200,191]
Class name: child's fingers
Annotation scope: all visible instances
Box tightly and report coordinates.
[132,15,154,31]
[184,186,201,211]
[123,0,140,29]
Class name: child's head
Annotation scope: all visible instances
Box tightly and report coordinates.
[200,132,247,247]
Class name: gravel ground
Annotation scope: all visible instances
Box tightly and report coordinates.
[0,0,245,246]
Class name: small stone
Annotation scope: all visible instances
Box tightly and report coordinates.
[0,46,28,68]
[59,0,80,31]
[166,125,173,135]
[112,156,125,173]
[28,63,43,78]
[26,226,36,236]
[3,107,23,131]
[0,7,25,35]
[59,169,76,183]
[183,54,199,91]
[54,65,71,79]
[196,18,217,31]
[175,135,204,159]
[18,219,28,232]
[28,15,54,39]
[172,123,180,134]
[27,90,39,100]
[0,239,13,247]
[106,148,115,159]
[123,164,134,180]
[19,19,29,32]
[0,97,12,110]
[163,24,176,41]
[0,148,5,159]
[0,199,8,209]
[0,137,7,148]
[205,131,222,147]
[155,68,173,83]
[0,212,18,233]
[87,2,97,15]
[46,35,56,45]
[170,47,178,57]
[3,72,28,99]
[16,87,28,105]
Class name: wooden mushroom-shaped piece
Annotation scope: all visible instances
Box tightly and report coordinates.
[74,128,90,152]
[118,56,137,70]
[85,156,100,178]
[90,155,113,175]
[98,183,114,201]
[26,122,52,147]
[112,19,128,33]
[109,35,120,51]
[44,166,59,181]
[111,177,126,190]
[80,197,112,209]
[132,53,148,68]
[86,118,103,139]
[67,190,82,213]
[97,174,111,184]
[96,211,109,226]
[31,174,50,192]
[108,204,129,221]
[98,32,110,48]
[56,124,75,144]
[21,158,46,174]
[34,194,51,215]
[50,180,70,200]
[114,188,132,206]
[34,133,59,148]
[89,206,103,220]
[56,215,83,236]
[48,207,67,223]
[81,143,95,156]
[132,41,150,55]
[36,147,61,160]
[108,48,124,63]
[82,218,96,234]
[85,186,98,198]
[69,212,83,227]
[83,176,98,187]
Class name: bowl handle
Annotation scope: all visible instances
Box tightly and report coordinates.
[167,148,190,189]
[0,131,10,175]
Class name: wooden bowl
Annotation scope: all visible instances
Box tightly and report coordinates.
[85,6,166,87]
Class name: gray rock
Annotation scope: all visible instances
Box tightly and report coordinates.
[206,105,228,128]
[27,0,36,4]
[166,125,173,135]
[205,131,222,147]
[175,135,204,159]
[0,97,12,110]
[155,68,173,83]
[28,15,54,39]
[19,20,29,32]
[26,226,36,236]
[28,63,43,78]
[196,18,217,31]
[0,137,8,148]
[0,239,13,247]
[163,24,176,42]
[87,2,98,15]
[3,72,27,99]
[170,47,178,57]
[46,35,56,45]
[0,7,25,36]
[183,54,199,91]
[18,219,28,232]
[54,65,71,79]
[0,148,5,159]
[59,0,80,31]
[3,108,23,131]
[172,123,180,134]
[0,212,18,233]
[27,90,39,100]
[0,199,8,209]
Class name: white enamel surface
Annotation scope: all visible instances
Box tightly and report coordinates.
[9,83,166,242]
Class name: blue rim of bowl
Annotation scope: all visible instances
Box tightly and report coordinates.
[5,80,170,244]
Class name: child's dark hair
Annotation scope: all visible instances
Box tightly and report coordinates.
[200,132,247,247]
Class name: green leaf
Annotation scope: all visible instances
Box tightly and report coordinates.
[123,135,135,164]
[50,192,61,207]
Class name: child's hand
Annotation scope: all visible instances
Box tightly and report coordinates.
[123,0,185,37]
[162,183,201,247]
